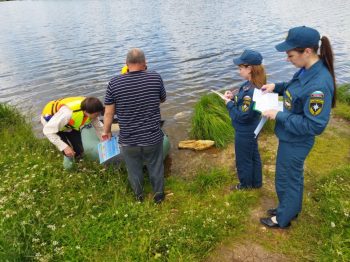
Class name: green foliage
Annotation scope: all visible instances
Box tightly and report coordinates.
[190,94,234,147]
[0,103,26,129]
[188,168,231,194]
[275,125,350,261]
[333,83,350,120]
[261,119,275,135]
[312,165,350,260]
[0,103,258,261]
[333,102,350,121]
[337,83,350,105]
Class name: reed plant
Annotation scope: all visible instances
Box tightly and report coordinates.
[337,83,350,104]
[190,94,234,147]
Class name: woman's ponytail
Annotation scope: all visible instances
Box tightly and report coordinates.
[320,36,336,107]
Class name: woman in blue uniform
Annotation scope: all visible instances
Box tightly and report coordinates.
[224,49,266,190]
[260,26,336,228]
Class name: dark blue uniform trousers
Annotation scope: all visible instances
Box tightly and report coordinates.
[275,139,314,227]
[235,132,262,188]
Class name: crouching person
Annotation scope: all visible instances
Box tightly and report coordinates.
[41,96,104,169]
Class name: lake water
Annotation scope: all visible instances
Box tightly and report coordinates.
[1,0,350,146]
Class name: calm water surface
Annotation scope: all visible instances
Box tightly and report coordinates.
[1,0,350,146]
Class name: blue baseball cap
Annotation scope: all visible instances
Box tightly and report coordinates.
[275,26,320,52]
[233,49,263,65]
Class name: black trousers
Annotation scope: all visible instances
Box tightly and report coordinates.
[57,130,83,157]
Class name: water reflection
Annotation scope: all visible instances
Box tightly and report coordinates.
[0,0,349,140]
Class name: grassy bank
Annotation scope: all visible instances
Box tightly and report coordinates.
[333,83,350,120]
[1,100,349,261]
[0,104,258,261]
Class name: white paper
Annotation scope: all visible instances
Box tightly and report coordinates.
[278,101,284,111]
[254,116,267,138]
[98,136,120,164]
[210,90,230,102]
[252,90,284,137]
[253,88,279,112]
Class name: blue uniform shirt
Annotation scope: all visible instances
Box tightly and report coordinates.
[274,60,334,142]
[226,81,261,133]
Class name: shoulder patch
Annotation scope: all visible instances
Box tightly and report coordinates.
[309,91,324,116]
[241,96,251,112]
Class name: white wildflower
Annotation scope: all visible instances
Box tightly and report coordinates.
[47,224,56,231]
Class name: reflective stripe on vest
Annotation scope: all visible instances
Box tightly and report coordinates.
[42,97,91,131]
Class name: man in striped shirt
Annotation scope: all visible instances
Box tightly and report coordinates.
[103,48,167,204]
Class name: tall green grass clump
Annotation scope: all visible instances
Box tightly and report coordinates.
[0,103,26,129]
[333,83,350,120]
[190,94,234,147]
[337,83,350,104]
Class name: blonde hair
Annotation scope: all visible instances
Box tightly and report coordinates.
[250,65,266,88]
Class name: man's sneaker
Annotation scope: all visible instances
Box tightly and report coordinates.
[154,192,165,204]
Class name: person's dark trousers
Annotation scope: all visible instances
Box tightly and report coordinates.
[57,130,84,157]
[275,139,314,227]
[121,141,164,198]
[234,132,262,188]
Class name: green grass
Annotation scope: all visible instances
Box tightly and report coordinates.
[1,99,350,261]
[190,94,234,148]
[312,166,350,260]
[256,121,350,261]
[0,103,258,261]
[276,166,350,261]
[333,102,350,121]
[337,83,350,105]
[333,83,350,120]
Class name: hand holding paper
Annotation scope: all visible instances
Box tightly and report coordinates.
[98,136,120,164]
[252,88,283,137]
[253,88,279,112]
[210,90,231,102]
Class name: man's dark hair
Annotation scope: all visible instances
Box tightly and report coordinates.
[81,97,104,113]
[126,48,146,64]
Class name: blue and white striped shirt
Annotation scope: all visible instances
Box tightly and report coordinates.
[105,70,166,146]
